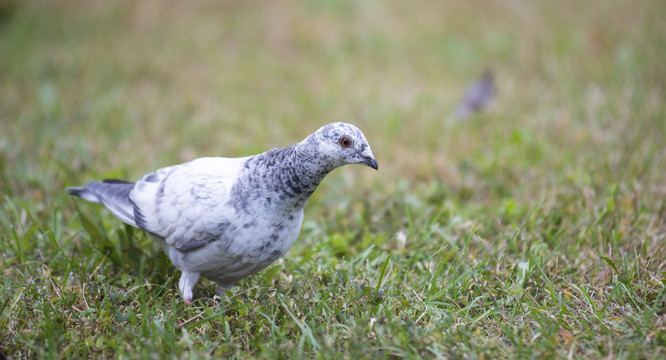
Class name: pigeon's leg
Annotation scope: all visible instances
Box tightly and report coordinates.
[178,271,200,303]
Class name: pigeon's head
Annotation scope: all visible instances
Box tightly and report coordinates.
[307,122,378,171]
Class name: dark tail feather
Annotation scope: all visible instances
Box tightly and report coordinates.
[67,179,137,227]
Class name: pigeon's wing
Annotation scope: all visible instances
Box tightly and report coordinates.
[129,156,249,252]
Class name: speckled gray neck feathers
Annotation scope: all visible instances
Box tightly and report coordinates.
[229,141,334,216]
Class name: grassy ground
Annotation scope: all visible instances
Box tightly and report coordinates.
[1,0,665,358]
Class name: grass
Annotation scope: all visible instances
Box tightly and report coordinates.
[1,0,665,358]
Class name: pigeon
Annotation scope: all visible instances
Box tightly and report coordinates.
[451,69,495,120]
[67,122,378,302]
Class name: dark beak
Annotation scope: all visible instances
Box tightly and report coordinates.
[362,156,379,170]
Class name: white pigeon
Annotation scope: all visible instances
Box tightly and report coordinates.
[67,122,378,302]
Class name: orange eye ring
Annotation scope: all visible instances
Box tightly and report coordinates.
[339,136,352,148]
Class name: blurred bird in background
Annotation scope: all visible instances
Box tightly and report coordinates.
[450,68,496,121]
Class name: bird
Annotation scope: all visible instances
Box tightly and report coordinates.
[67,122,378,302]
[451,68,495,120]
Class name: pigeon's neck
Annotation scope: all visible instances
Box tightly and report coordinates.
[232,142,334,215]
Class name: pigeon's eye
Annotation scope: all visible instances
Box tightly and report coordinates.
[339,136,353,148]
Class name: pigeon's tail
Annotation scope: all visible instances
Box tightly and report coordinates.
[67,179,138,227]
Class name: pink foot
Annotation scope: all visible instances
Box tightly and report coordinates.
[184,298,192,304]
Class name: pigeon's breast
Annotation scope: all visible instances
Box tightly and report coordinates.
[177,208,305,282]
[229,207,304,257]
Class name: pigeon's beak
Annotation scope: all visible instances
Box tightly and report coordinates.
[359,148,379,170]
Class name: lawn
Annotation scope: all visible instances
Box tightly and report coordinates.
[1,0,665,358]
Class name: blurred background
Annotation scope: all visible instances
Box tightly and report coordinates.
[1,0,664,203]
[1,0,665,244]
[1,1,665,357]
